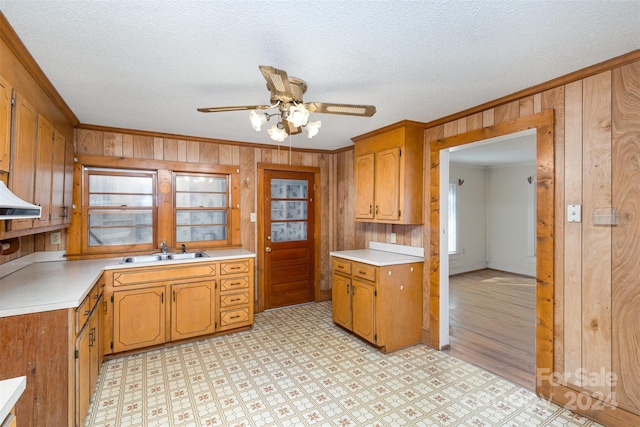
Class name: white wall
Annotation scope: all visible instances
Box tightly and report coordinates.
[449,164,487,275]
[449,162,536,277]
[486,162,536,276]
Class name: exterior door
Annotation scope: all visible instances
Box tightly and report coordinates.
[263,170,315,309]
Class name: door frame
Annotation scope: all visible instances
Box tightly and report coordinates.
[257,163,322,312]
[429,110,555,398]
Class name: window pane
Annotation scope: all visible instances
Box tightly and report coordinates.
[448,183,457,253]
[88,226,153,246]
[175,193,227,208]
[271,201,307,220]
[176,175,227,192]
[89,175,153,194]
[89,210,153,226]
[176,225,227,242]
[271,221,307,242]
[176,210,226,225]
[89,194,154,207]
[271,179,308,199]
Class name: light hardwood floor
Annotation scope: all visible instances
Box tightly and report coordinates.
[446,269,536,390]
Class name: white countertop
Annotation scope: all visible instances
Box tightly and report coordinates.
[0,249,255,318]
[0,376,26,423]
[330,242,424,266]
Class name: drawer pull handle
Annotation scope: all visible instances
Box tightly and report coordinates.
[230,315,240,319]
[84,309,91,316]
[230,298,240,302]
[358,271,366,275]
[230,266,241,270]
[230,282,242,286]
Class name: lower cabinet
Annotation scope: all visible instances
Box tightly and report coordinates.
[331,256,422,353]
[103,258,254,356]
[171,281,216,340]
[113,286,166,353]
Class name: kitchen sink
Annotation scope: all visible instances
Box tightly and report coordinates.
[120,251,208,264]
[167,251,208,260]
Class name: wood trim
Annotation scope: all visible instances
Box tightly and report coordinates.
[429,110,555,398]
[78,123,335,154]
[422,50,640,131]
[256,163,322,312]
[351,119,428,142]
[0,12,79,126]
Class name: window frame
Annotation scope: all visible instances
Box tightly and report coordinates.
[82,167,158,254]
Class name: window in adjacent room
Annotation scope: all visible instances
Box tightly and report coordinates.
[448,182,458,254]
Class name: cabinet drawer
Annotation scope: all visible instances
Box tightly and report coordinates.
[220,276,249,292]
[353,263,376,282]
[220,260,250,275]
[220,307,250,326]
[220,291,250,307]
[75,286,99,333]
[112,263,216,287]
[332,258,352,275]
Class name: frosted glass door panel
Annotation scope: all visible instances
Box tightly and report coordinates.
[271,221,307,243]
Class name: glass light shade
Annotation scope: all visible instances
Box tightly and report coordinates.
[306,120,321,138]
[286,104,310,127]
[267,124,287,142]
[249,110,268,131]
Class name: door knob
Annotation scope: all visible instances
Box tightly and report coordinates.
[265,247,272,253]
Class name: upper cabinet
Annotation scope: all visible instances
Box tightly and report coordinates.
[0,75,11,173]
[1,84,75,236]
[351,121,426,224]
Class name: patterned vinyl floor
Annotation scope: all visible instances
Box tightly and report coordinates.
[85,301,602,426]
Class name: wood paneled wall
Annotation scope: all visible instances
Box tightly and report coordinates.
[74,128,334,295]
[430,63,640,422]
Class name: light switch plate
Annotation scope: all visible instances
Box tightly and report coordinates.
[250,212,257,223]
[567,205,581,223]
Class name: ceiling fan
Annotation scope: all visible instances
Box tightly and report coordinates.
[197,65,376,141]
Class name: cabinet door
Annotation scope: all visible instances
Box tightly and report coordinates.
[352,280,376,344]
[375,147,401,221]
[354,153,375,219]
[113,286,166,353]
[331,272,352,330]
[7,93,37,231]
[75,308,94,427]
[33,115,53,227]
[88,303,101,397]
[62,137,75,224]
[0,75,11,173]
[50,129,66,225]
[170,281,216,340]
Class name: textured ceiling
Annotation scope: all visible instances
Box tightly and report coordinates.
[1,1,639,151]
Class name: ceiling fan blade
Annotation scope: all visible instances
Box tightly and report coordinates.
[197,105,271,113]
[259,65,293,101]
[305,102,376,117]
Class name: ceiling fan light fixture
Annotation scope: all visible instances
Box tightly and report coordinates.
[249,110,268,131]
[286,104,310,128]
[268,124,288,142]
[306,120,321,139]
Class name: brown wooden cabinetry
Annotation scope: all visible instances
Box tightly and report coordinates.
[103,257,254,356]
[74,280,103,427]
[331,256,422,353]
[0,75,11,173]
[171,280,216,340]
[352,121,425,224]
[0,79,74,236]
[219,259,253,331]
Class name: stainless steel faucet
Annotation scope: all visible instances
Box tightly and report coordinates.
[161,241,167,254]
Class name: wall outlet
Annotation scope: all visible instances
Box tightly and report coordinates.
[390,232,397,244]
[50,231,61,245]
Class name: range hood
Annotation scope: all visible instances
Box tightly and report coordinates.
[0,181,41,219]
